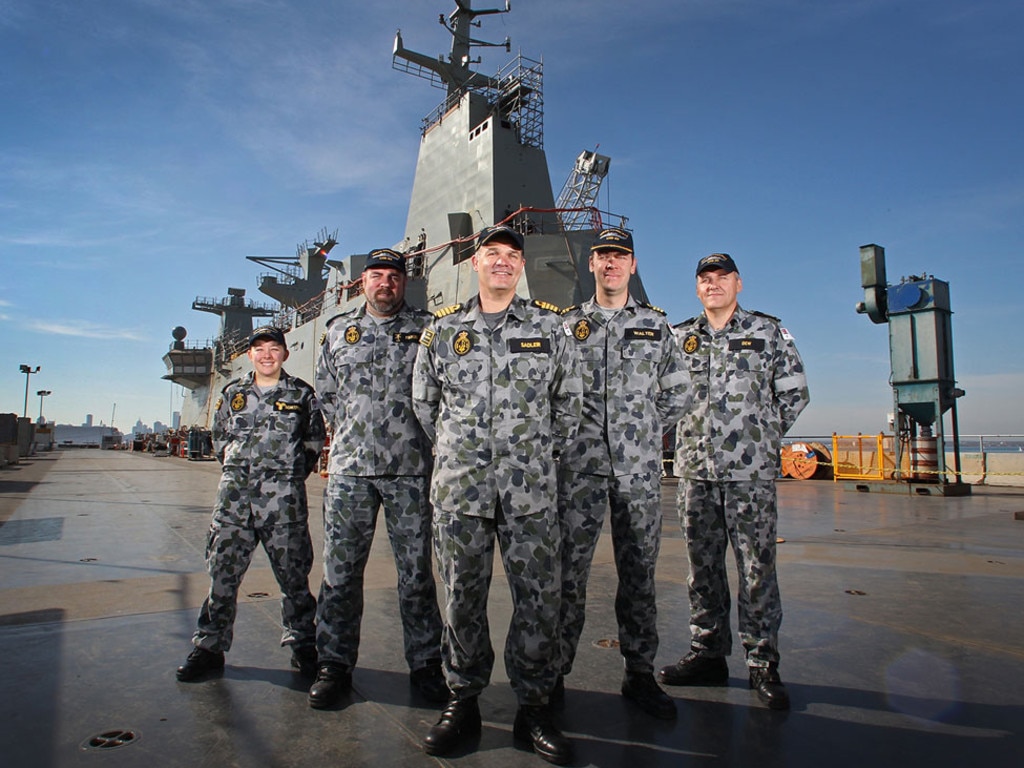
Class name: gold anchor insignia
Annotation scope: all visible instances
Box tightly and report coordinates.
[453,330,473,356]
[344,325,361,344]
[683,334,700,354]
[230,392,247,411]
[574,319,591,341]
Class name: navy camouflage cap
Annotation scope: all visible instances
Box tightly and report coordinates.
[364,248,406,274]
[476,225,524,252]
[249,326,286,347]
[695,253,739,277]
[590,227,634,254]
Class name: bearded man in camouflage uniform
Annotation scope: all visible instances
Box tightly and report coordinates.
[176,326,325,682]
[413,225,581,766]
[308,248,446,709]
[557,227,688,720]
[658,253,809,711]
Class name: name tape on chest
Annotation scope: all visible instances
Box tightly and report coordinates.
[274,400,302,412]
[392,332,421,343]
[625,327,661,341]
[729,338,766,352]
[510,337,551,353]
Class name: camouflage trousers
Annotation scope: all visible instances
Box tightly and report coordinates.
[316,474,442,671]
[557,469,663,676]
[194,477,316,653]
[677,479,781,668]
[433,504,561,706]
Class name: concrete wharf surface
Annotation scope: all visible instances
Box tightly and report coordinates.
[1,449,1022,767]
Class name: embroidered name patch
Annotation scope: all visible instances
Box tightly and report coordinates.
[274,401,302,412]
[393,332,421,343]
[510,338,551,353]
[729,338,765,351]
[625,328,661,340]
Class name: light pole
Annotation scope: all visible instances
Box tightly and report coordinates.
[19,364,40,418]
[37,390,52,422]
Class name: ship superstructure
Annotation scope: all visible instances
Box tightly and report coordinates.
[164,1,646,428]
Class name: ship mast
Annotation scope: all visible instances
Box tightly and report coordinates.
[393,0,511,98]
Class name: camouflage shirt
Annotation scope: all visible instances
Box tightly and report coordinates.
[213,369,325,480]
[315,302,433,477]
[673,305,809,481]
[412,295,582,519]
[560,295,689,477]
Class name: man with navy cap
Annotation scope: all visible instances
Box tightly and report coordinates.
[413,225,581,764]
[659,253,809,710]
[176,325,325,682]
[557,227,688,719]
[310,248,446,708]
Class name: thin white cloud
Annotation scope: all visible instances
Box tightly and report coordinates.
[27,319,148,341]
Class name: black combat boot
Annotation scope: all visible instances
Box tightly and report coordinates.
[410,662,450,704]
[749,664,790,710]
[307,662,352,709]
[513,704,573,765]
[621,670,677,720]
[176,647,225,682]
[658,651,729,686]
[423,696,482,756]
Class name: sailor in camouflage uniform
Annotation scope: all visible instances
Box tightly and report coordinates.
[413,225,581,765]
[557,228,689,720]
[308,248,446,709]
[176,326,325,682]
[658,253,809,711]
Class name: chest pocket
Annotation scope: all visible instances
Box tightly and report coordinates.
[729,342,766,374]
[510,352,553,382]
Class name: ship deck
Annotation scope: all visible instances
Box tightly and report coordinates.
[1,450,1022,767]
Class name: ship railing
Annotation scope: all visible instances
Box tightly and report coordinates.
[167,338,216,352]
[415,53,544,149]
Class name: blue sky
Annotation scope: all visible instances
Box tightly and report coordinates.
[2,0,1022,437]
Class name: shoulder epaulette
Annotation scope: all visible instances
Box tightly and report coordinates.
[673,316,699,329]
[559,304,579,315]
[532,299,560,313]
[639,301,666,315]
[433,303,462,319]
[750,310,781,323]
[324,310,357,328]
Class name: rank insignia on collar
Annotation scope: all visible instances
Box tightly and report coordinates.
[344,325,361,344]
[453,329,473,356]
[573,318,591,341]
[682,334,700,354]
[230,392,247,411]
